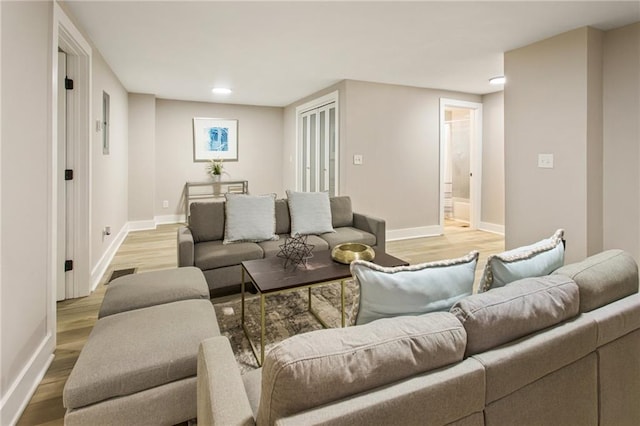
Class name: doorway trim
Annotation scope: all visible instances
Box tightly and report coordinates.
[51,3,92,304]
[439,98,483,231]
[294,90,339,194]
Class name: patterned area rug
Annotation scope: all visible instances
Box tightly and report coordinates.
[213,280,359,373]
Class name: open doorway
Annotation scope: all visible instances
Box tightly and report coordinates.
[439,99,483,232]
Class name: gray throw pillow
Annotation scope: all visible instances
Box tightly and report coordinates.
[223,193,278,244]
[286,190,335,236]
[352,251,479,325]
[451,274,579,356]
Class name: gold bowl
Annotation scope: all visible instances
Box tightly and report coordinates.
[331,243,375,264]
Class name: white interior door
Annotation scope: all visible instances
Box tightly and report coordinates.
[57,51,74,301]
[56,51,66,301]
[299,102,337,195]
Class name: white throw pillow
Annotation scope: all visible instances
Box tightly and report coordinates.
[286,190,335,236]
[223,193,278,244]
[479,229,565,292]
[351,251,479,325]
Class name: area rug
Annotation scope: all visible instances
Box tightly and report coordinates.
[213,280,359,373]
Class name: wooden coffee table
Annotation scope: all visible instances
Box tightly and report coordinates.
[241,249,408,365]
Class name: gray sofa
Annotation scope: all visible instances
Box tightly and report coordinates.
[178,196,386,295]
[197,249,640,426]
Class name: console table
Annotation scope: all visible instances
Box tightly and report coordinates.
[184,180,249,218]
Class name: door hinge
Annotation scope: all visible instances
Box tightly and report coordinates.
[65,77,74,90]
[64,260,73,272]
[65,169,73,181]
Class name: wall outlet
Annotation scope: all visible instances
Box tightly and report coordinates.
[353,154,363,165]
[538,153,554,169]
[162,200,169,208]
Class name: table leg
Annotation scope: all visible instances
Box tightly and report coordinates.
[308,287,312,311]
[241,269,263,367]
[241,268,245,325]
[260,294,266,365]
[341,279,346,328]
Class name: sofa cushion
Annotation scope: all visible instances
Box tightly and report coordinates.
[553,249,639,313]
[274,199,291,235]
[585,293,640,347]
[257,235,289,257]
[473,314,597,405]
[286,190,335,236]
[194,240,263,271]
[451,275,579,356]
[256,312,466,425]
[189,202,225,243]
[319,226,376,249]
[479,229,564,292]
[352,251,479,325]
[223,193,278,244]
[330,196,354,228]
[99,267,209,318]
[63,300,219,410]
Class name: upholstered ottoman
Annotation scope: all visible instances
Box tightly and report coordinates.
[63,299,220,426]
[99,266,209,318]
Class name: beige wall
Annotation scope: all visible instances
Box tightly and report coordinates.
[154,99,284,217]
[603,23,640,259]
[128,93,156,222]
[286,80,481,236]
[90,50,129,272]
[586,28,604,256]
[481,91,505,228]
[505,27,603,263]
[0,2,55,424]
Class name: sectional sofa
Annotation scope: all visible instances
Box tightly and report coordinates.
[197,249,640,425]
[177,195,385,295]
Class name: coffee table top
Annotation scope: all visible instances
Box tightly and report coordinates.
[242,250,408,294]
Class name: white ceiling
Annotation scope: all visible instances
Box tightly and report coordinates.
[64,1,640,107]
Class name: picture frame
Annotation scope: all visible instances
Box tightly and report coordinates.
[192,117,238,162]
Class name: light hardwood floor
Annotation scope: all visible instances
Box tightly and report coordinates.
[17,221,503,425]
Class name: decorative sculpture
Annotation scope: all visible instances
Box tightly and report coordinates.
[277,234,314,268]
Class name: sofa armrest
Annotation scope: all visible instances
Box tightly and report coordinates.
[177,226,195,267]
[353,212,386,252]
[197,336,255,426]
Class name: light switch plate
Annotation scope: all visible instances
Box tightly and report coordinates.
[538,153,554,169]
[353,154,363,165]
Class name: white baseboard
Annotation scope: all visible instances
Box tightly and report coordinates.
[387,225,443,241]
[0,333,55,426]
[127,220,156,231]
[89,215,187,290]
[479,222,505,235]
[154,214,186,225]
[90,223,130,291]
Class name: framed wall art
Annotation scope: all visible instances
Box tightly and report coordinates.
[192,117,238,161]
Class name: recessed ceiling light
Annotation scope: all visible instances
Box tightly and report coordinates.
[489,76,506,85]
[212,87,232,95]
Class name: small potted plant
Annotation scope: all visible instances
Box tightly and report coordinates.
[208,158,224,182]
